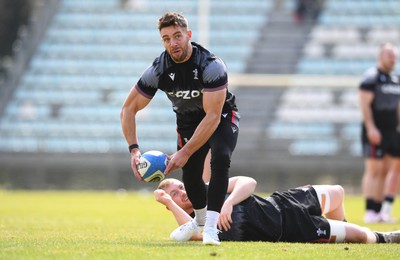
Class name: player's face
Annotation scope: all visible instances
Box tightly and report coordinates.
[164,180,193,211]
[380,48,398,73]
[160,25,192,63]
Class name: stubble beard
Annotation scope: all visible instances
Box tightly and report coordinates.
[170,43,190,63]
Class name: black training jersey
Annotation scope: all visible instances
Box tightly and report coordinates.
[217,194,283,242]
[359,67,400,130]
[135,42,239,129]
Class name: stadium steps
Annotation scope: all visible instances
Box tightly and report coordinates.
[245,3,315,74]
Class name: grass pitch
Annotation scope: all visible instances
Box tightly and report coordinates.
[0,189,399,259]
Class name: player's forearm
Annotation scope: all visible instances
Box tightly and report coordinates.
[359,92,376,130]
[165,201,194,226]
[120,107,138,146]
[225,177,257,206]
[360,105,376,130]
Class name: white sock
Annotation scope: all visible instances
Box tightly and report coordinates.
[204,210,220,230]
[381,201,393,216]
[194,207,207,226]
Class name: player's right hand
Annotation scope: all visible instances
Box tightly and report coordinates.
[367,126,381,145]
[130,150,144,181]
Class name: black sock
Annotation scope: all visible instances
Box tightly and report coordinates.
[374,232,386,243]
[384,196,394,203]
[366,199,382,213]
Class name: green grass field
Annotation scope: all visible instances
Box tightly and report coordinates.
[1,189,399,259]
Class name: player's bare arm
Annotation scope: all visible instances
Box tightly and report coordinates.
[359,89,381,145]
[120,86,152,180]
[219,177,257,231]
[154,189,193,225]
[154,189,202,241]
[164,88,226,174]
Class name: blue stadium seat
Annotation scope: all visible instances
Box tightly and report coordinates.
[289,139,339,156]
[267,122,335,139]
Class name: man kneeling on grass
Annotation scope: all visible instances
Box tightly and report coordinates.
[154,176,400,245]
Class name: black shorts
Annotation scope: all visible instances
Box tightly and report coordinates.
[361,125,400,158]
[272,186,331,243]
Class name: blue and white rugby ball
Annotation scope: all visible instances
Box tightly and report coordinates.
[137,150,167,182]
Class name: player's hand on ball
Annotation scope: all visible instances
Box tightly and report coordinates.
[130,150,144,181]
[164,150,189,174]
[136,151,167,182]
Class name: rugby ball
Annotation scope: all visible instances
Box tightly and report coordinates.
[137,150,168,182]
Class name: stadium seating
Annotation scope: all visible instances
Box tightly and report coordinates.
[265,87,362,157]
[267,0,397,158]
[0,0,271,154]
[298,0,400,75]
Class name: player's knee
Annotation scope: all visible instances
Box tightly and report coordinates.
[334,185,344,200]
[211,151,231,169]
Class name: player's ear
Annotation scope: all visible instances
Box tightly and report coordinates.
[187,29,192,40]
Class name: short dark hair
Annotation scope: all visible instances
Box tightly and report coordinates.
[158,12,188,31]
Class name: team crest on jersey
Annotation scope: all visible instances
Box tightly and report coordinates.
[193,69,199,80]
[169,73,175,81]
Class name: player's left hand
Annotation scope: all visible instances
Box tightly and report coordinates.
[218,201,233,231]
[164,150,190,174]
[154,189,172,205]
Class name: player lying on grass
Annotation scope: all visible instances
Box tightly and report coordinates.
[154,176,400,244]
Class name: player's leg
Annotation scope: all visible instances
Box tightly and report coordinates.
[202,150,211,183]
[178,128,210,226]
[327,219,400,243]
[362,158,386,223]
[204,120,238,245]
[381,155,400,222]
[312,185,346,221]
[361,128,387,223]
[170,144,209,242]
[181,145,209,219]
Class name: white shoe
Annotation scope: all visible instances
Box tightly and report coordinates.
[364,210,381,223]
[380,213,397,224]
[202,227,221,246]
[381,230,400,243]
[170,220,201,242]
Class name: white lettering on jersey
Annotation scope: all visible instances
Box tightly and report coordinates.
[169,90,201,99]
[381,84,400,95]
[316,228,327,236]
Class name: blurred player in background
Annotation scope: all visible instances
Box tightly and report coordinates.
[120,12,240,245]
[154,176,400,244]
[359,43,400,223]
